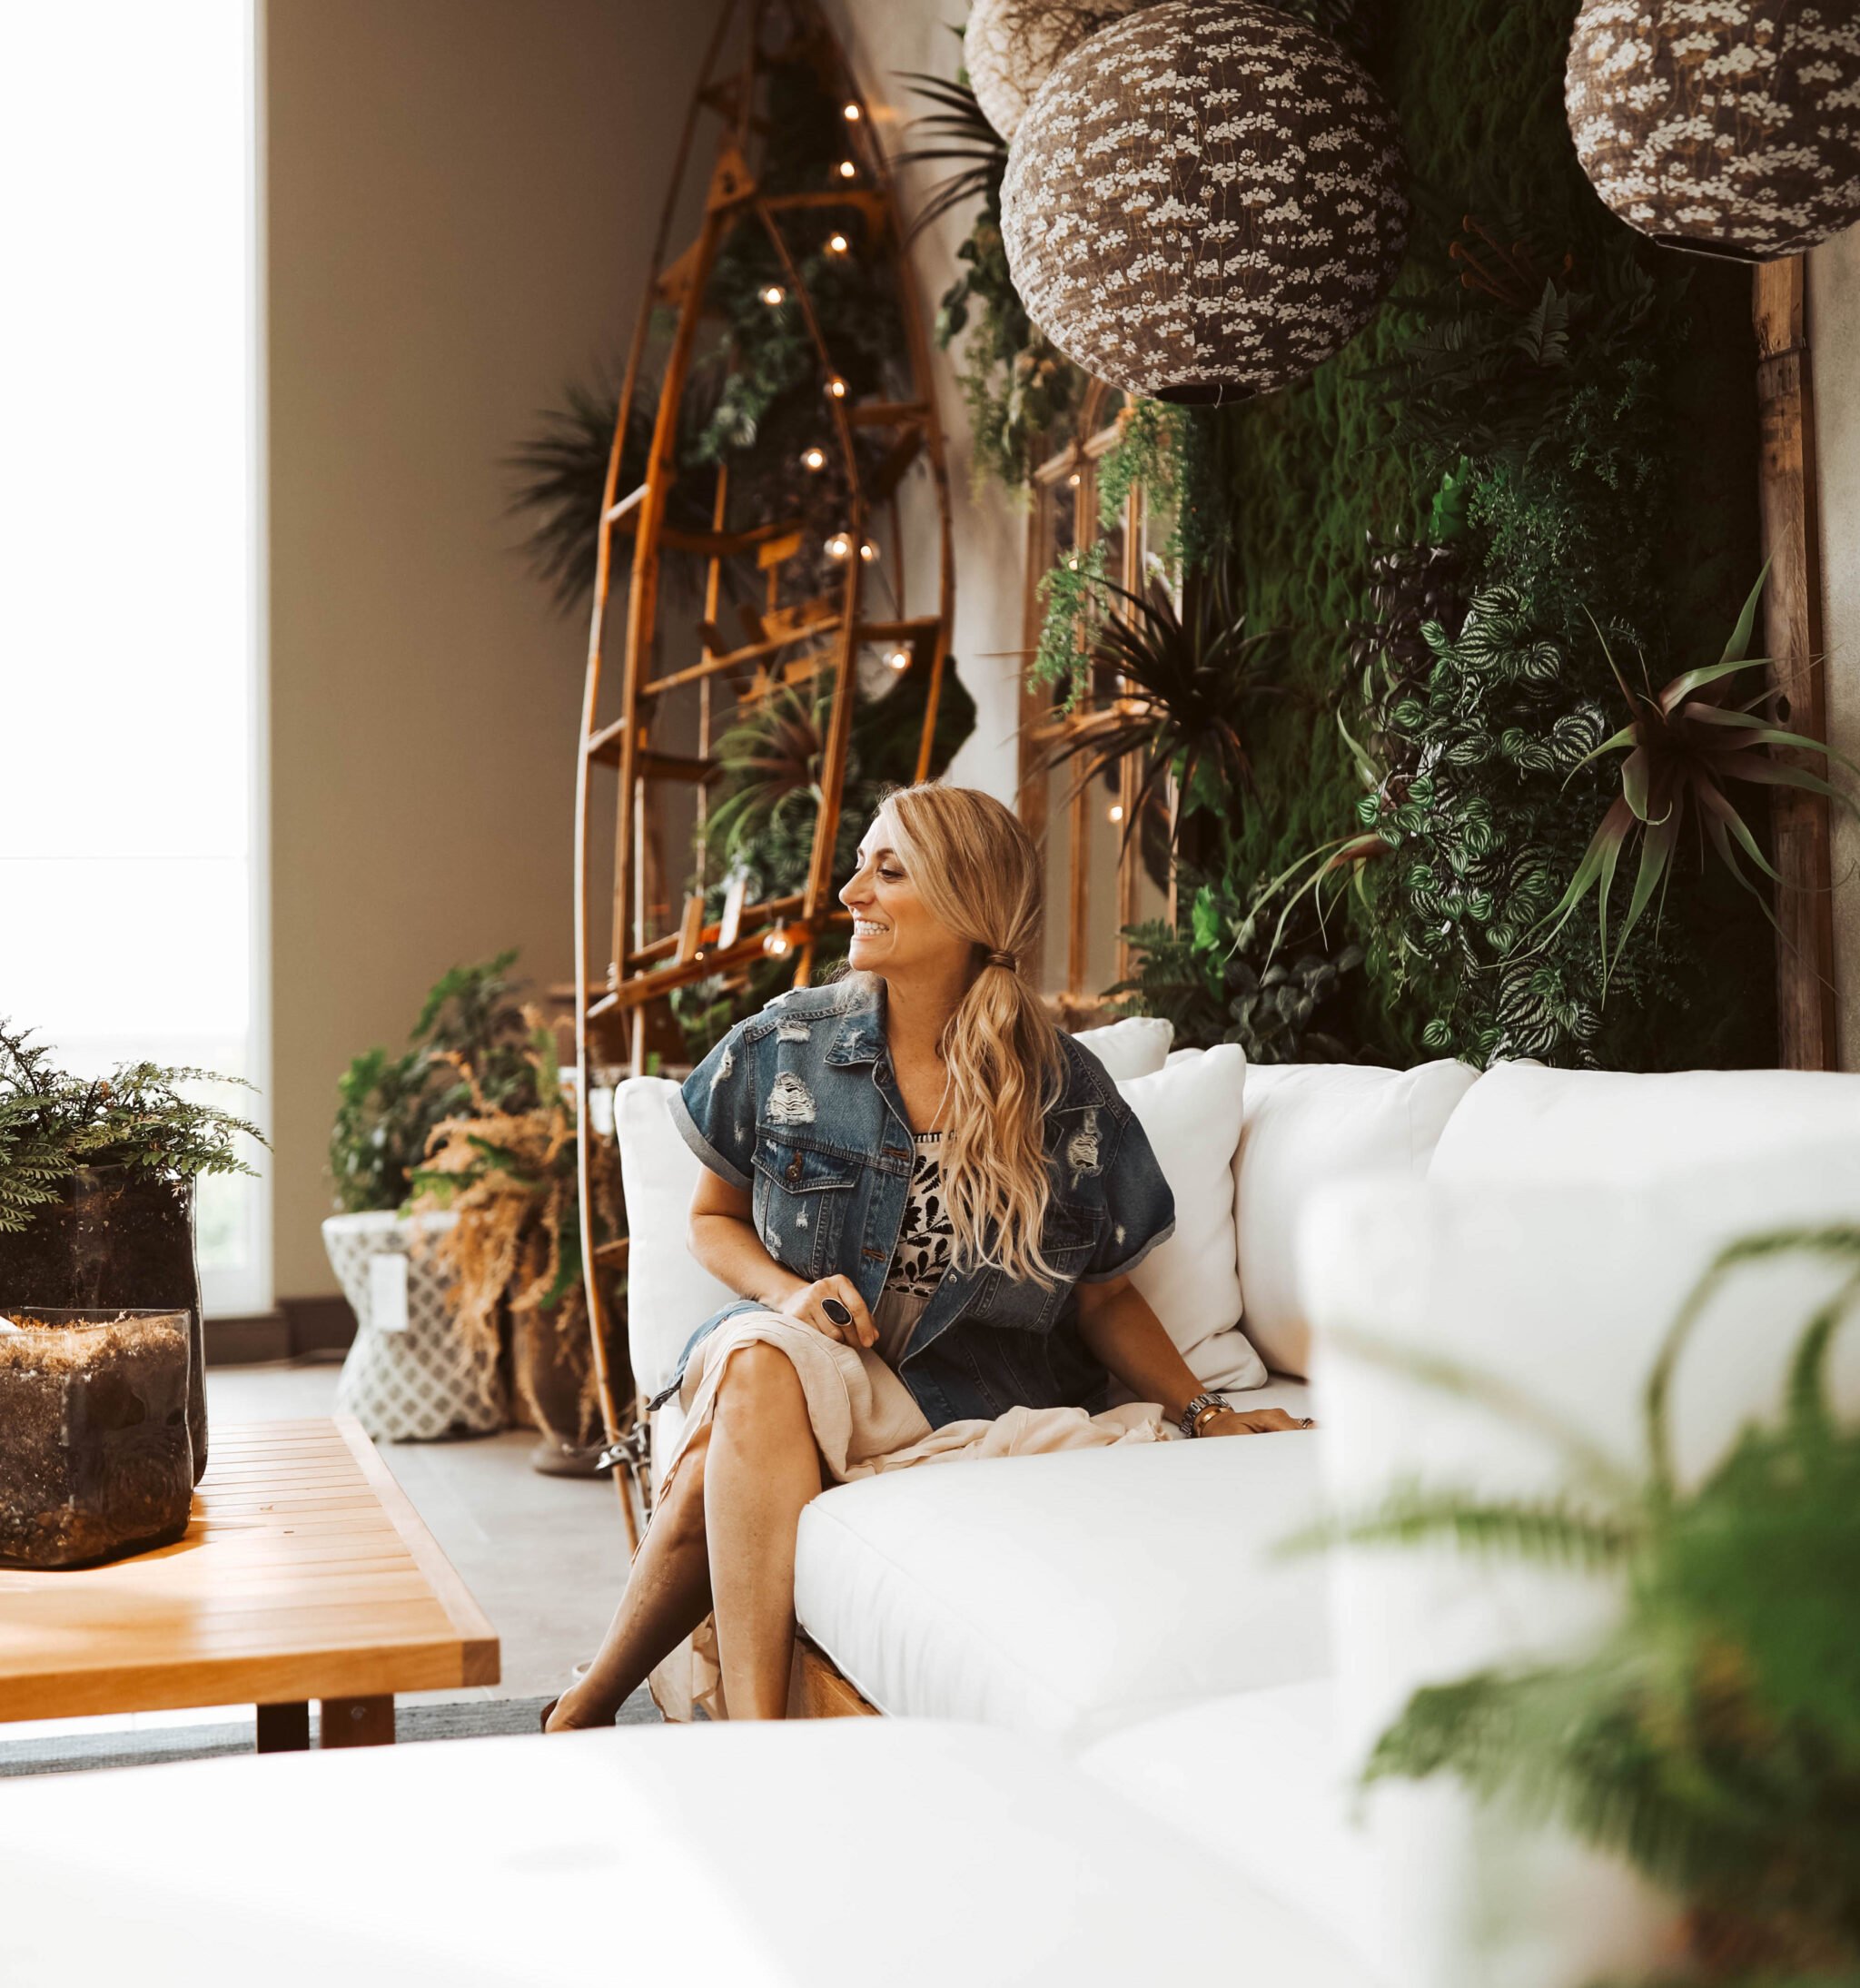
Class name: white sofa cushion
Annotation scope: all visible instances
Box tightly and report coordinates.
[1114,1043,1264,1390]
[1427,1057,1860,1188]
[1300,1135,1860,1988]
[1071,1014,1172,1078]
[1236,1060,1478,1378]
[1078,1682,1384,1978]
[796,1396,1326,1745]
[0,1717,1376,1987]
[615,1073,736,1399]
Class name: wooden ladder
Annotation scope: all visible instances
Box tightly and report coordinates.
[571,0,955,1548]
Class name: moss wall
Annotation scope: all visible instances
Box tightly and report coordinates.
[1205,0,1772,1069]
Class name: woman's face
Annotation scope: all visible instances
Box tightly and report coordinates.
[839,815,969,984]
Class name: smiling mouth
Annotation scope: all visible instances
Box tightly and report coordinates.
[851,920,890,937]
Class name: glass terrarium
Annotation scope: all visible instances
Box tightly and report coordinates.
[0,1308,195,1568]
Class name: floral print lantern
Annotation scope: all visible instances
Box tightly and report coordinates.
[965,0,1142,143]
[1000,1,1409,405]
[1567,3,1860,260]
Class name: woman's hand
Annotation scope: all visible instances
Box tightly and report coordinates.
[774,1274,877,1350]
[1199,1406,1312,1437]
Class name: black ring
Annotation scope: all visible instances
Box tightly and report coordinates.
[821,1297,853,1327]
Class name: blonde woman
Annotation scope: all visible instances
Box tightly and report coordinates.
[547,783,1303,1730]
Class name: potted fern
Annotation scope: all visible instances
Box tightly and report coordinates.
[0,1024,265,1483]
[1313,1223,1860,1983]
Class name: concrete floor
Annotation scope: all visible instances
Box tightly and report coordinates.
[1,1355,653,1756]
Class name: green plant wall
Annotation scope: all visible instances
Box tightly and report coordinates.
[1174,0,1774,1070]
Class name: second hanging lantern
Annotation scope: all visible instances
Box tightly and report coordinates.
[1001,0,1409,404]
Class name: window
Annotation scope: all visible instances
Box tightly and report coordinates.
[1,3,268,1314]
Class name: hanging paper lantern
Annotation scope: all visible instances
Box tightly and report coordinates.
[965,0,1143,142]
[1567,4,1860,260]
[1000,1,1409,406]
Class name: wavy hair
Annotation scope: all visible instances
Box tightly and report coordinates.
[856,783,1068,1287]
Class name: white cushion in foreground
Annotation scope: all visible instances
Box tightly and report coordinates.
[1070,1012,1172,1078]
[1078,1681,1384,1978]
[0,1720,1374,1988]
[796,1409,1325,1742]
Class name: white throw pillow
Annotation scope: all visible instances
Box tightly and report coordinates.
[1071,1014,1172,1080]
[1114,1043,1266,1392]
[614,1075,740,1397]
[1235,1061,1478,1379]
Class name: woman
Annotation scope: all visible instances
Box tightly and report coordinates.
[547,783,1304,1729]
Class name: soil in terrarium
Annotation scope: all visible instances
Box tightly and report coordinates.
[0,1311,195,1569]
[0,1168,208,1481]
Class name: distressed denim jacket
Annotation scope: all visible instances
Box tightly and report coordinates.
[654,979,1176,1429]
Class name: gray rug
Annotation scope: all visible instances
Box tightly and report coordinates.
[0,1686,660,1777]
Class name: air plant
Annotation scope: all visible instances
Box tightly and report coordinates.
[1538,566,1860,982]
[1039,567,1286,861]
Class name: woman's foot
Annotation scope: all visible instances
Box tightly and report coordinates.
[541,1685,609,1733]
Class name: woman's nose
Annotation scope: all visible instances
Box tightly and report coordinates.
[839,870,866,909]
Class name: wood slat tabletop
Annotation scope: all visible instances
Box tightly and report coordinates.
[0,1417,500,1722]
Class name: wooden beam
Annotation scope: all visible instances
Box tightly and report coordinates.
[1755,257,1837,1071]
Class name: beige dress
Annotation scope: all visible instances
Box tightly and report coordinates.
[648,1132,1173,1720]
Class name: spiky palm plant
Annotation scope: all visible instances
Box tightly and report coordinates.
[1041,569,1286,860]
[1300,1224,1860,1980]
[893,69,1008,242]
[1542,567,1860,981]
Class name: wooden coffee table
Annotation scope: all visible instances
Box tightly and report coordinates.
[0,1416,500,1750]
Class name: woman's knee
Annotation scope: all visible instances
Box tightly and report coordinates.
[713,1340,807,1426]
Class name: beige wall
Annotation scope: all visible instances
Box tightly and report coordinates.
[265,0,704,1300]
[1811,228,1860,1073]
[825,1,1031,805]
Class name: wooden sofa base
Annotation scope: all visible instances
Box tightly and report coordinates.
[787,1636,880,1718]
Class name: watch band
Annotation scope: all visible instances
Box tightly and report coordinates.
[1179,1390,1229,1438]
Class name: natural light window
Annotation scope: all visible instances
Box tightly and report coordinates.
[0,3,267,1315]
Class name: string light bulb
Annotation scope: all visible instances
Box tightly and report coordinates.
[826,232,850,255]
[826,376,847,399]
[760,284,786,306]
[801,445,827,471]
[885,648,911,673]
[1107,803,1125,825]
[836,159,857,180]
[858,539,879,563]
[825,531,853,560]
[842,101,861,122]
[762,928,793,958]
[1068,471,1082,487]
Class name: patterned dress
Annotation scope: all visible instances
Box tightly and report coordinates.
[872,1131,954,1369]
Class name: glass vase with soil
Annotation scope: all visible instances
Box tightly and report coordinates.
[0,1168,208,1483]
[0,1308,194,1568]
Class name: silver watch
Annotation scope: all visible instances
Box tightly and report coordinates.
[1179,1390,1229,1438]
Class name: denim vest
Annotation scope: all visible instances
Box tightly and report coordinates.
[654,979,1176,1429]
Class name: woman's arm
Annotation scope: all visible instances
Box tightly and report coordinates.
[1073,1276,1303,1435]
[688,1169,877,1349]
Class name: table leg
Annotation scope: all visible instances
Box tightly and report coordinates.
[257,1702,311,1752]
[320,1695,395,1747]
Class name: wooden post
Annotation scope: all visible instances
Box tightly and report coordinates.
[1754,257,1838,1071]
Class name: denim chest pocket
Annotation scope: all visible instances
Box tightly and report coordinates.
[977,1197,1103,1331]
[751,1133,861,1280]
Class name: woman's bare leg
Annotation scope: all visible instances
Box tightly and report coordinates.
[705,1341,825,1720]
[547,1419,717,1730]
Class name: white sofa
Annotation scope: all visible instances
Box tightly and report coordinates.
[614,1026,1860,1983]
